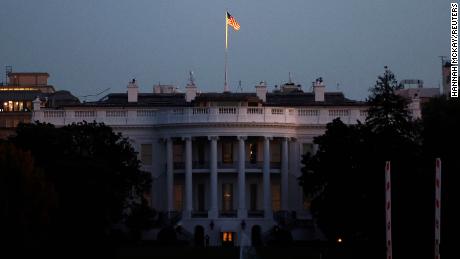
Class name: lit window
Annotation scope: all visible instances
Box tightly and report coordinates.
[222,183,233,211]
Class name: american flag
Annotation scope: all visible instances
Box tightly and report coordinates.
[227,12,240,31]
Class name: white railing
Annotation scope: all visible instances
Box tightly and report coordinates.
[106,110,127,117]
[328,109,350,117]
[44,110,65,118]
[34,106,368,126]
[218,107,237,114]
[75,111,96,117]
[247,107,263,114]
[298,109,319,116]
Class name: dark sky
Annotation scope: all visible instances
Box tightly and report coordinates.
[0,0,450,101]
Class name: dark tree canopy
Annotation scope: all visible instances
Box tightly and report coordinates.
[0,142,57,248]
[299,68,433,258]
[8,121,152,247]
[421,96,459,258]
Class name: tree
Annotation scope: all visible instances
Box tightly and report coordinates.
[300,67,425,258]
[421,96,460,258]
[10,121,152,247]
[0,142,57,248]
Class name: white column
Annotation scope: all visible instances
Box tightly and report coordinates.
[166,138,174,212]
[184,136,192,218]
[238,136,247,218]
[263,136,272,219]
[281,137,289,211]
[209,136,218,218]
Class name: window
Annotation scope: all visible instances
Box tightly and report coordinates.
[140,144,152,165]
[249,142,257,164]
[250,184,258,211]
[197,184,205,211]
[222,183,233,211]
[197,142,205,165]
[174,184,184,211]
[222,141,233,164]
[173,143,183,163]
[271,184,281,212]
[271,141,281,163]
[302,143,314,156]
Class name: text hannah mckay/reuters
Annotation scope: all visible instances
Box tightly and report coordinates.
[452,2,458,97]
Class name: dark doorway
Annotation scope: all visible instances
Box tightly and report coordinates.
[251,225,262,246]
[194,225,205,247]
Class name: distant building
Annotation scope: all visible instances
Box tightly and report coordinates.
[0,71,79,138]
[34,77,369,246]
[396,79,440,119]
[442,61,451,97]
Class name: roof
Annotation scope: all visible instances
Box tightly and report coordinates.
[57,90,365,108]
[266,92,364,106]
[47,90,80,107]
[74,93,188,107]
[8,72,50,76]
[0,90,43,101]
[193,92,261,103]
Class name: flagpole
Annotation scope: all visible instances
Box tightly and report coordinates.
[224,11,229,92]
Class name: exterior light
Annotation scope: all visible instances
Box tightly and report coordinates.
[337,238,343,243]
[210,220,214,230]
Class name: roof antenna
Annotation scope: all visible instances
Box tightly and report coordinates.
[237,80,243,92]
[4,65,12,85]
[188,70,195,86]
[78,87,111,102]
[288,72,292,84]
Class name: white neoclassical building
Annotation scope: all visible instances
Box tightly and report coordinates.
[33,78,370,246]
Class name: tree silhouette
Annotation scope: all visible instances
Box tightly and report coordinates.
[0,142,57,248]
[9,121,152,249]
[299,67,427,258]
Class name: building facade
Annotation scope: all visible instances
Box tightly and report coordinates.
[0,71,79,138]
[33,78,370,246]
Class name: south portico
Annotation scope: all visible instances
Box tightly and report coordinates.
[159,133,296,245]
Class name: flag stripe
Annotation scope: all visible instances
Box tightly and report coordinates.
[227,12,240,31]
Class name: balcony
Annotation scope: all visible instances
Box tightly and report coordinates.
[34,106,368,127]
[191,210,208,218]
[219,210,237,218]
[156,211,182,227]
[248,210,264,218]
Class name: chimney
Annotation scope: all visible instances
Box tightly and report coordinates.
[255,81,268,102]
[185,71,197,102]
[313,77,325,102]
[32,97,41,111]
[185,85,197,102]
[127,79,138,103]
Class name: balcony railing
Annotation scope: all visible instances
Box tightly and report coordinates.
[156,211,182,227]
[219,210,237,218]
[248,210,264,218]
[191,210,208,218]
[34,106,368,126]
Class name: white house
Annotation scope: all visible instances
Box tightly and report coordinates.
[33,78,370,246]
